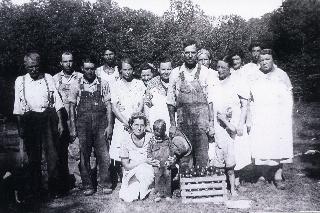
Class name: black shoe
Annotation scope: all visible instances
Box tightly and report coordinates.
[274,180,286,190]
[83,189,95,196]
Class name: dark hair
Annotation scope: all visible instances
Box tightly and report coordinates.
[140,62,156,74]
[248,41,262,52]
[153,119,166,131]
[218,55,233,68]
[82,55,95,65]
[260,48,273,56]
[104,47,116,54]
[128,112,148,127]
[119,57,134,70]
[229,48,244,59]
[182,39,198,49]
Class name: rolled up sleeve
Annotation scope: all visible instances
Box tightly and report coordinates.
[166,68,179,107]
[13,77,23,115]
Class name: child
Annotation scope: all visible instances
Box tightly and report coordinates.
[147,119,175,202]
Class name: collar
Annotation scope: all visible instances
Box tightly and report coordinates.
[60,70,78,77]
[81,76,100,85]
[25,73,45,82]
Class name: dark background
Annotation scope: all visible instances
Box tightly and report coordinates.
[0,0,320,119]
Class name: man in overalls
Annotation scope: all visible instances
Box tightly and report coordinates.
[53,51,82,192]
[167,40,215,169]
[73,57,113,196]
[13,52,65,201]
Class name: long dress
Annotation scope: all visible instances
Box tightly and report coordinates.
[250,67,293,166]
[118,132,154,202]
[109,79,146,161]
[208,74,252,170]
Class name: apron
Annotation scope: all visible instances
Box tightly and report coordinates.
[176,65,209,167]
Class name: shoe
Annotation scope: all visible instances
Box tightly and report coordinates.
[102,188,113,195]
[83,189,95,196]
[274,180,286,190]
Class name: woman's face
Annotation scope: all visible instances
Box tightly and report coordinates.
[232,55,242,70]
[217,60,231,80]
[131,118,146,137]
[141,69,153,85]
[121,62,133,81]
[198,54,211,68]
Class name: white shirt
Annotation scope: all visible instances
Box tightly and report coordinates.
[96,65,120,87]
[13,73,64,115]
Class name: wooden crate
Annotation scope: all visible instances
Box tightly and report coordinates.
[180,175,227,203]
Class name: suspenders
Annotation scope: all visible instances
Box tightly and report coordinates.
[22,74,51,111]
[179,64,201,81]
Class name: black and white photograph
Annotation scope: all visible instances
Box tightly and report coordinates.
[0,0,319,212]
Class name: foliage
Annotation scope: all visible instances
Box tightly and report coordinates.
[0,0,319,116]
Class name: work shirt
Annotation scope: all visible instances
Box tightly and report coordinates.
[166,63,211,106]
[53,71,82,104]
[74,77,111,106]
[13,73,64,115]
[96,65,120,86]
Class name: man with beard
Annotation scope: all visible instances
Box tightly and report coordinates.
[167,40,215,169]
[96,48,120,85]
[13,52,65,202]
[53,51,82,191]
[72,57,113,196]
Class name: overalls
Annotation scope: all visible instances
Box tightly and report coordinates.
[56,73,78,190]
[148,137,173,197]
[176,65,210,169]
[21,75,60,197]
[76,78,112,190]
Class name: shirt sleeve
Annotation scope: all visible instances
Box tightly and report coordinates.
[110,81,119,105]
[166,68,179,106]
[119,141,129,159]
[236,78,250,100]
[46,74,64,111]
[13,76,23,115]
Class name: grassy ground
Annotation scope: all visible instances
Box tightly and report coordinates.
[5,102,320,213]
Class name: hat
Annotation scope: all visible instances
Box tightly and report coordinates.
[171,130,192,156]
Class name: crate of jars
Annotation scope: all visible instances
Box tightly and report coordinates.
[180,166,227,204]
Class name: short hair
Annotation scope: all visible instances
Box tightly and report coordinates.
[140,62,156,73]
[260,48,273,56]
[248,41,262,52]
[229,48,244,59]
[82,55,95,65]
[218,55,233,68]
[153,119,166,131]
[197,48,211,60]
[182,39,198,49]
[104,47,116,54]
[24,52,40,64]
[128,112,148,127]
[158,57,173,68]
[119,58,134,70]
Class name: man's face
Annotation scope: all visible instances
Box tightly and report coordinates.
[103,50,115,65]
[251,46,262,63]
[25,59,40,80]
[231,55,242,70]
[131,118,146,137]
[141,69,153,84]
[183,44,197,67]
[217,60,230,80]
[259,54,274,73]
[82,62,96,81]
[60,54,73,74]
[198,54,210,68]
[159,62,172,82]
[121,62,133,81]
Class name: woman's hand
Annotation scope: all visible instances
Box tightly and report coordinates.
[146,158,160,167]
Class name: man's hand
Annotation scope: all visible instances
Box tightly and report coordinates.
[146,158,160,167]
[58,121,64,136]
[104,126,113,142]
[169,125,177,138]
[18,127,24,139]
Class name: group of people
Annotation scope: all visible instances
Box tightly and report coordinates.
[12,39,293,204]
